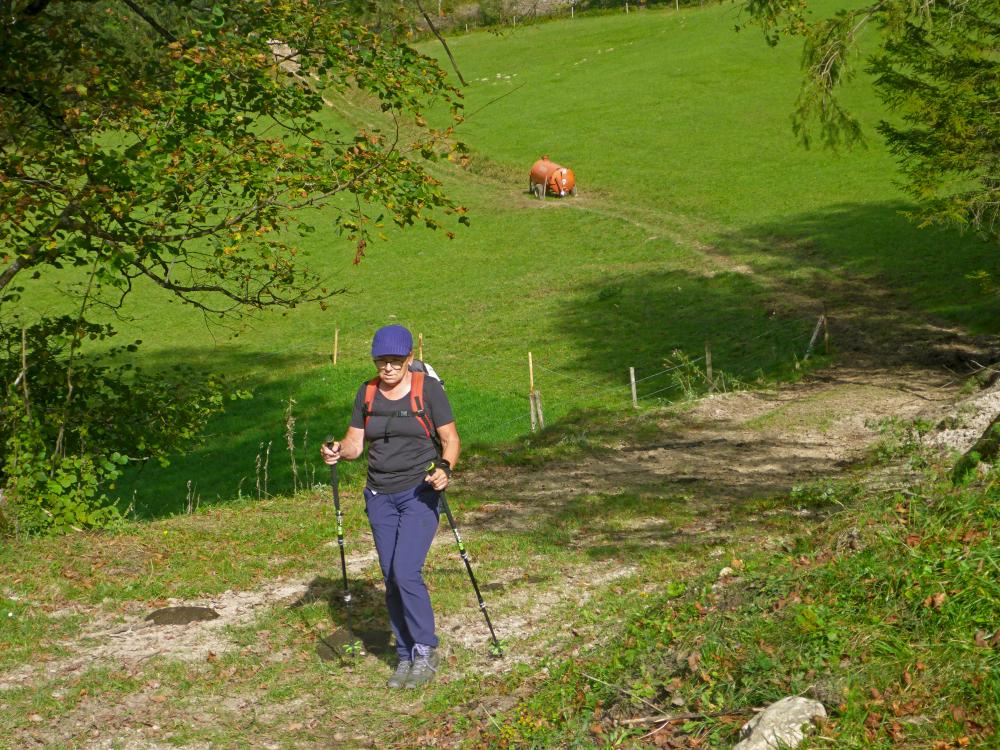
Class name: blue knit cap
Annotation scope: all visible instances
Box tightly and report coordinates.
[371,325,413,358]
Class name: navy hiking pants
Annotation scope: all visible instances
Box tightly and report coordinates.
[363,483,441,661]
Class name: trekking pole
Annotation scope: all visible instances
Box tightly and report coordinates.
[324,438,361,660]
[429,462,503,657]
[327,440,351,606]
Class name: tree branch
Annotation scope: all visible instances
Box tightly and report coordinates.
[413,0,467,86]
[118,0,178,44]
[0,198,82,294]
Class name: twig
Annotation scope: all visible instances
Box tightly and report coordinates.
[414,0,468,86]
[620,707,757,726]
[582,672,662,715]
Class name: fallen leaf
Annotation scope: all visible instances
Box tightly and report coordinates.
[974,631,989,648]
[686,652,701,672]
[924,592,947,610]
[887,721,905,742]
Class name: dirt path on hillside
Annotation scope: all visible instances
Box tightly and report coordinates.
[5,332,996,749]
[5,173,1000,748]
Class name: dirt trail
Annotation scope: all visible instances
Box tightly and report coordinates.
[4,342,994,750]
[5,172,999,748]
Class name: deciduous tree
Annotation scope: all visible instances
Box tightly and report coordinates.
[0,0,467,533]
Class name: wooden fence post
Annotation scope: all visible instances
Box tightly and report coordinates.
[534,391,545,430]
[528,351,538,432]
[418,332,424,361]
[705,341,713,393]
[630,366,638,408]
[332,328,339,366]
[804,314,825,360]
[823,315,829,354]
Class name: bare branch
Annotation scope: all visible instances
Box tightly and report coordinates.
[413,0,468,86]
[118,0,178,44]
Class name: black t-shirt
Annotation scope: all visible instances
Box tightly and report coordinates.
[350,375,454,493]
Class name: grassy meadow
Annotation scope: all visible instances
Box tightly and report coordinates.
[19,2,1000,517]
[4,4,1000,748]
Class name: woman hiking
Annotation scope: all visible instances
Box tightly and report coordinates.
[320,324,459,689]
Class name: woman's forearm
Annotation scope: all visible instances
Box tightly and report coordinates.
[438,427,460,469]
[339,427,365,460]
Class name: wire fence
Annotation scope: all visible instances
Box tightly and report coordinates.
[234,311,827,443]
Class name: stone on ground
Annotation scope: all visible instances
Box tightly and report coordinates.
[733,696,826,750]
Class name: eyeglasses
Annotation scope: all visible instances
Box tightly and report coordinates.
[373,357,407,370]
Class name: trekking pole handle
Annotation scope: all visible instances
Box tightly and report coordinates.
[325,436,342,511]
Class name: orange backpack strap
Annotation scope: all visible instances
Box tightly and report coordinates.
[409,371,435,439]
[362,377,380,428]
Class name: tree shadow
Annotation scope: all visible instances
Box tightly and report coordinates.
[552,266,818,390]
[550,201,998,393]
[115,348,371,518]
[289,575,394,665]
[717,200,1000,336]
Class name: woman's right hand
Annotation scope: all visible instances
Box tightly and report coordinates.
[320,441,341,465]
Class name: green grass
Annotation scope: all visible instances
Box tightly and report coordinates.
[17,1,996,517]
[444,458,1000,749]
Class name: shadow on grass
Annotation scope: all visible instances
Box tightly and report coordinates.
[552,265,822,391]
[290,575,394,665]
[115,349,371,519]
[552,201,998,393]
[719,200,1000,336]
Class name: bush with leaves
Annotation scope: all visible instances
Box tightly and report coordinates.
[1,318,231,536]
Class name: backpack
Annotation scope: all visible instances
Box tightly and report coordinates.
[362,360,443,443]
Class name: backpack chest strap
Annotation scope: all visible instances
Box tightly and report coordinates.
[361,373,435,440]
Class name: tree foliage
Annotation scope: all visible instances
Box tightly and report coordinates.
[1,0,467,309]
[742,0,999,238]
[0,0,467,533]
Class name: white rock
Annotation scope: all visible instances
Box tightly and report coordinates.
[733,696,826,750]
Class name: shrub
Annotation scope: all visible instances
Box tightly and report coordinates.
[1,317,231,536]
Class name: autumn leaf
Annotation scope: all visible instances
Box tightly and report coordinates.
[923,592,947,610]
[686,651,701,672]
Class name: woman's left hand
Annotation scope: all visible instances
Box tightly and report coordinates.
[425,467,450,491]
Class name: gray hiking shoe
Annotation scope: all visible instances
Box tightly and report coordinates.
[403,645,439,689]
[386,660,412,689]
